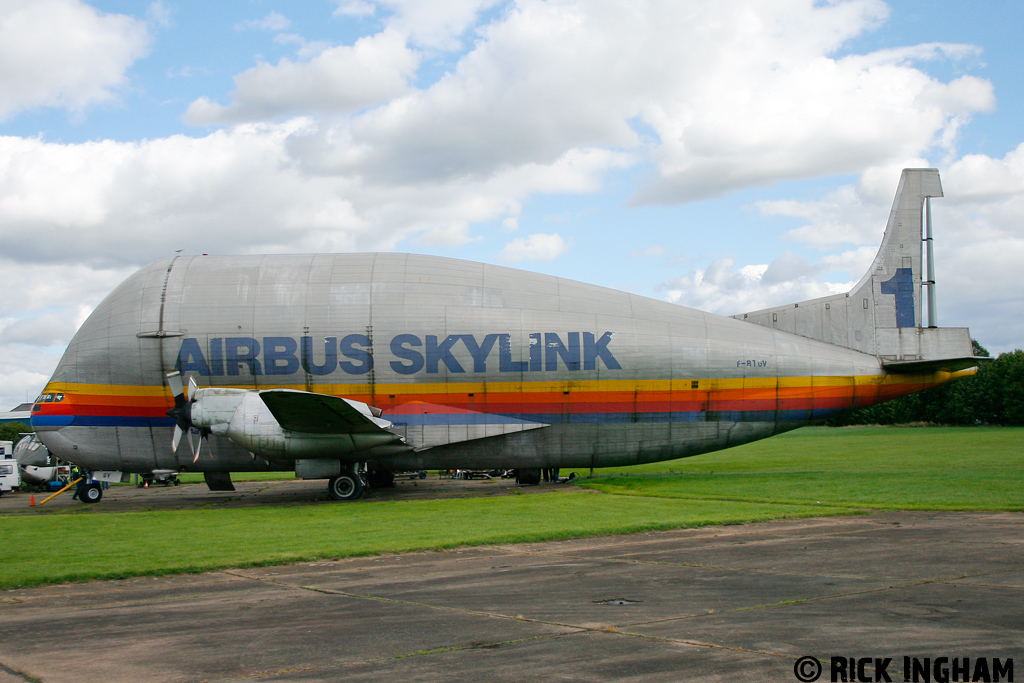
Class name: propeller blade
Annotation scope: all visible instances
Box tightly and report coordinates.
[187,376,198,402]
[172,424,183,452]
[167,371,184,401]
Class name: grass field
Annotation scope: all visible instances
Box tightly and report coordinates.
[0,426,1020,589]
[568,425,1024,511]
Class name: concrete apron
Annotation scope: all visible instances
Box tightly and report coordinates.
[0,511,1021,682]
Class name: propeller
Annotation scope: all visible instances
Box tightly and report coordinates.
[166,371,209,462]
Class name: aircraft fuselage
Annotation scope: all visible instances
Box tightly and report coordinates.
[31,252,956,475]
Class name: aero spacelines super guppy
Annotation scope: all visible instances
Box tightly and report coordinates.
[31,169,984,503]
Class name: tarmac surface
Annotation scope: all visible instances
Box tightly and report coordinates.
[0,473,551,514]
[0,480,1021,682]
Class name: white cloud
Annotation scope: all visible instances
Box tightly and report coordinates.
[500,233,570,263]
[0,0,149,120]
[184,30,419,124]
[146,1,173,29]
[633,40,994,203]
[663,148,1024,352]
[662,253,852,316]
[0,259,133,409]
[334,0,377,18]
[0,350,56,409]
[414,222,479,247]
[0,129,616,269]
[242,0,989,206]
[333,0,502,49]
[0,310,84,347]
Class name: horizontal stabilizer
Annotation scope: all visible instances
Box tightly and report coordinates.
[259,390,392,434]
[883,357,990,374]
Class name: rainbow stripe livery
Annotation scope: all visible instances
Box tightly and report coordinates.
[32,169,983,501]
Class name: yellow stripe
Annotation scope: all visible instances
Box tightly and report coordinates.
[44,370,956,399]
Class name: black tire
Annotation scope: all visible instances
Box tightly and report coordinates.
[327,471,365,501]
[80,483,103,504]
[417,470,427,479]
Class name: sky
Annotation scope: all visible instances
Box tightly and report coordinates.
[1,0,1023,409]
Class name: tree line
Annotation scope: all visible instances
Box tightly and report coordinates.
[0,422,30,443]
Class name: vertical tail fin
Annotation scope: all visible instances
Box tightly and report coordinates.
[847,168,942,332]
[736,168,976,366]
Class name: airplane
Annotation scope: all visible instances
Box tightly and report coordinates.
[30,168,984,504]
[12,433,61,486]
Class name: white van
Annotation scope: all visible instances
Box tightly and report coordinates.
[0,440,19,496]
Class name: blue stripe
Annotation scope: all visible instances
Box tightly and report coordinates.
[32,408,845,430]
[33,416,176,428]
[29,415,75,427]
[388,413,547,426]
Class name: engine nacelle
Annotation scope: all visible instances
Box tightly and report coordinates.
[188,387,248,432]
[189,388,398,461]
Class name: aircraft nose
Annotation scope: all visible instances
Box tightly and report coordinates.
[30,391,78,460]
[33,428,78,463]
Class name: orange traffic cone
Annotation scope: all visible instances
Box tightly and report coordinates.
[30,495,35,506]
[143,480,149,488]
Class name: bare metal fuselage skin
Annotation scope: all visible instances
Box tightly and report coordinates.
[33,170,977,480]
[32,252,954,475]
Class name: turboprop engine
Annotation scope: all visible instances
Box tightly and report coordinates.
[165,371,402,462]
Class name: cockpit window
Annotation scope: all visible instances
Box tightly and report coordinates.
[32,392,64,410]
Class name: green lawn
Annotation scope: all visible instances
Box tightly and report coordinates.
[174,471,295,484]
[0,426,1020,589]
[570,426,1024,511]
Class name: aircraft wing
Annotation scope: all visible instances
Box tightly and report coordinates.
[258,389,391,434]
[259,390,549,450]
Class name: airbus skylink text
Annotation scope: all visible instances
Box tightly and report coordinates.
[830,656,1013,682]
[177,331,622,377]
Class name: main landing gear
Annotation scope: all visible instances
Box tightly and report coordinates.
[327,470,365,501]
[79,481,103,503]
[325,467,401,501]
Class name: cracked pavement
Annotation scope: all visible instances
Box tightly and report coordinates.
[1,511,1022,682]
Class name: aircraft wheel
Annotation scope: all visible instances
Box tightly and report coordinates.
[80,483,103,504]
[328,471,365,501]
